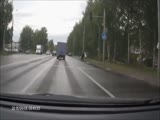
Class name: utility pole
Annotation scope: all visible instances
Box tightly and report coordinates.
[3,1,6,51]
[139,29,142,64]
[3,21,6,51]
[11,20,13,52]
[83,25,85,52]
[102,9,106,63]
[157,0,160,81]
[73,38,75,56]
[11,0,14,52]
[153,31,156,69]
[128,34,130,64]
[89,10,104,61]
[98,26,101,60]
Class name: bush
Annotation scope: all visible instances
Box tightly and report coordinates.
[0,51,15,55]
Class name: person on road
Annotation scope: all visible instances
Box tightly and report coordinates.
[81,52,87,62]
[84,52,87,61]
[81,52,85,61]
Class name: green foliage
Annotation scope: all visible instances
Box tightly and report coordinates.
[5,28,12,44]
[48,40,54,52]
[19,25,34,51]
[0,0,13,50]
[67,0,158,64]
[33,27,48,52]
[19,26,49,52]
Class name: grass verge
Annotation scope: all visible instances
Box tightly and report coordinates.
[0,51,16,56]
[87,58,158,87]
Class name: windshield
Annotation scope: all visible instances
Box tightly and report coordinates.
[0,0,160,102]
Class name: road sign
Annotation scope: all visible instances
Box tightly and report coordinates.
[102,32,107,40]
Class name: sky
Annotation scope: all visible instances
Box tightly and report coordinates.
[13,0,87,44]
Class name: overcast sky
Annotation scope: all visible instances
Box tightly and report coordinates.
[13,0,87,44]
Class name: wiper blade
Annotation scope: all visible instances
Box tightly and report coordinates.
[33,93,156,104]
[146,98,160,105]
[33,93,56,96]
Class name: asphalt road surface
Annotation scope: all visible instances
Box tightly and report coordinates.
[0,54,159,99]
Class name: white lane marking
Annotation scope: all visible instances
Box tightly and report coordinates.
[0,56,49,68]
[79,68,115,98]
[21,62,51,93]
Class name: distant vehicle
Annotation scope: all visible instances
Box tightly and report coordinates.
[46,50,51,55]
[68,53,72,56]
[25,50,31,54]
[56,42,67,60]
[52,50,56,56]
[36,45,43,55]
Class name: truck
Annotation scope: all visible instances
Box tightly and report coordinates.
[52,50,56,56]
[56,42,67,60]
[36,45,43,55]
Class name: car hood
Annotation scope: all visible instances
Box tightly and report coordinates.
[1,93,159,107]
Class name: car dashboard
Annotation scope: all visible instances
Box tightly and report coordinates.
[0,94,160,120]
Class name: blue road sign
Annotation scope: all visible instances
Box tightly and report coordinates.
[102,32,107,40]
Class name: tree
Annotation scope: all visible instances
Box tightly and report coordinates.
[0,0,13,50]
[48,40,54,52]
[33,27,48,52]
[67,0,158,66]
[5,28,12,44]
[40,27,48,52]
[19,25,34,51]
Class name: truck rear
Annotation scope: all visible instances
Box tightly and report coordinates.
[56,42,67,60]
[36,45,43,55]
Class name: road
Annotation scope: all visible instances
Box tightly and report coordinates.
[0,54,159,99]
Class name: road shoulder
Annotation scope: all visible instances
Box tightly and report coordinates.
[85,58,159,88]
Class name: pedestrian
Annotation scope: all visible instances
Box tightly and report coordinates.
[81,52,84,61]
[84,52,87,61]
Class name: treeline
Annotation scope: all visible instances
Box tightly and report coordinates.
[19,25,54,52]
[67,0,158,65]
[0,0,13,50]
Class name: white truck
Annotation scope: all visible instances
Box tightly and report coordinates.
[36,45,43,55]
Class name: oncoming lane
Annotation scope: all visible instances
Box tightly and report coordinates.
[0,54,48,66]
